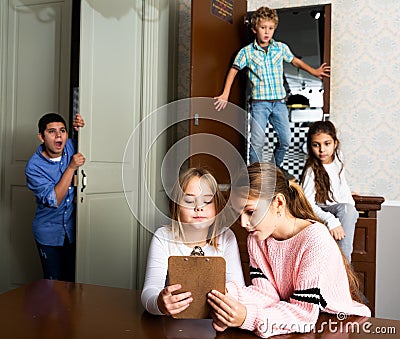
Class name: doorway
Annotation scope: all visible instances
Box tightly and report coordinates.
[248,5,331,181]
[69,0,81,123]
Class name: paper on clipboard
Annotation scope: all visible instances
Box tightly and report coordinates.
[168,256,226,319]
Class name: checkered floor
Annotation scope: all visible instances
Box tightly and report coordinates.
[262,122,310,181]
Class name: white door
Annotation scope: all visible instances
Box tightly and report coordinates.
[76,0,171,289]
[0,0,72,292]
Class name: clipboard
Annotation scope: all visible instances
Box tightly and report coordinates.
[168,256,226,319]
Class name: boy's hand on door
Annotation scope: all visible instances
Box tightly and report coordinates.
[214,95,228,111]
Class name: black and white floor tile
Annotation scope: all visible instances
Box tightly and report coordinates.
[263,122,310,181]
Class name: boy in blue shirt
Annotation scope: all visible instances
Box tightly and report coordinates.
[25,113,85,281]
[215,6,330,171]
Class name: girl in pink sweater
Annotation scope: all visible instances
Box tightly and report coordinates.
[207,162,370,338]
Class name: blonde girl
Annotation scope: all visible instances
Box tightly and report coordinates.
[141,168,245,316]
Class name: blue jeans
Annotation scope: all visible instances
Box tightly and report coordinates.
[36,236,76,282]
[321,203,358,263]
[249,100,291,166]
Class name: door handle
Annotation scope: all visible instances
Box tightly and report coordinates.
[81,169,87,192]
[194,113,199,126]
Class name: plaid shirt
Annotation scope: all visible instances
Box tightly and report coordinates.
[233,39,294,100]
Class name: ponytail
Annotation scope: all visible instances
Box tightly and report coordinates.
[288,181,363,303]
[342,251,363,303]
[286,180,321,222]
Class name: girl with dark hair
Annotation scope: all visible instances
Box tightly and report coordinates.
[300,121,358,263]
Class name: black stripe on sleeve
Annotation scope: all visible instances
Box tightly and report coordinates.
[249,266,268,282]
[291,287,327,309]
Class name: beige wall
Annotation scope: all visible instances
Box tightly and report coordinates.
[179,0,400,201]
[252,0,400,201]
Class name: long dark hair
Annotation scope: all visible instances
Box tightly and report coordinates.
[300,121,343,204]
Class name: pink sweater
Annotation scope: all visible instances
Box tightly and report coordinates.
[227,222,370,338]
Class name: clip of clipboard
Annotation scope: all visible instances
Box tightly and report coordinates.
[168,255,226,319]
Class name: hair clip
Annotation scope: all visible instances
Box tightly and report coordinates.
[190,246,205,256]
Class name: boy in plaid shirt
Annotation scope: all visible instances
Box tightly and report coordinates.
[215,6,330,171]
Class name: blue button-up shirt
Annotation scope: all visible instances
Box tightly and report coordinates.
[233,39,294,100]
[25,139,77,246]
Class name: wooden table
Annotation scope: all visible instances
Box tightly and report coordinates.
[0,279,398,338]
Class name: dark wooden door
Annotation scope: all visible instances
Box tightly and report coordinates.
[322,4,331,115]
[189,0,248,184]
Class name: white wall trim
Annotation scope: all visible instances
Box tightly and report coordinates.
[382,200,400,207]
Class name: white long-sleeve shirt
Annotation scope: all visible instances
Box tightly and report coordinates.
[301,156,355,230]
[141,226,245,315]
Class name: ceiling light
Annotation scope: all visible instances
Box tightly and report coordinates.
[311,10,321,19]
